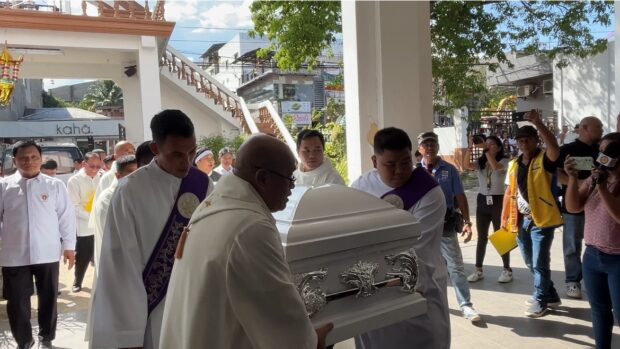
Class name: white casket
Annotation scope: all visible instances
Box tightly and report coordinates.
[273,185,427,345]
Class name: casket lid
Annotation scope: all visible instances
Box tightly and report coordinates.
[274,185,420,262]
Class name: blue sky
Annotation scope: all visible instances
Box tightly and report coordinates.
[46,0,255,89]
[45,0,615,89]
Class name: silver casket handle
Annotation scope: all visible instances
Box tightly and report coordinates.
[384,248,419,292]
[295,269,328,317]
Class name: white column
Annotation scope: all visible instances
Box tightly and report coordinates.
[343,1,433,181]
[118,76,144,143]
[137,36,162,141]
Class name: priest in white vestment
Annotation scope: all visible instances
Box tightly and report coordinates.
[90,110,212,349]
[89,141,135,229]
[160,135,332,349]
[351,127,450,349]
[294,129,345,186]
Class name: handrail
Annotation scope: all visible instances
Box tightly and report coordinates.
[0,0,166,21]
[259,101,298,157]
[238,97,260,134]
[161,46,250,133]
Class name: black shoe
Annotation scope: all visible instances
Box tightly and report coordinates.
[72,285,81,293]
[38,340,52,349]
[18,340,34,349]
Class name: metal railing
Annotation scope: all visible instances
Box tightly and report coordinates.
[0,1,166,21]
[161,46,250,133]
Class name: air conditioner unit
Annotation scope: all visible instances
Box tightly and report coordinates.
[543,79,553,94]
[516,85,532,98]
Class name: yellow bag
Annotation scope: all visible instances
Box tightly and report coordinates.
[488,227,518,256]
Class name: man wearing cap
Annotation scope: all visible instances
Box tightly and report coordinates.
[40,159,58,177]
[194,147,222,183]
[214,147,234,176]
[417,130,482,323]
[501,110,562,318]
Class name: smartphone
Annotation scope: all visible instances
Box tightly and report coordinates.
[513,111,526,121]
[572,157,594,171]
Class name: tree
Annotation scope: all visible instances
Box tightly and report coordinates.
[82,80,123,111]
[249,1,613,108]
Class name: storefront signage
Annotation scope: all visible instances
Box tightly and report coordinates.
[0,120,123,138]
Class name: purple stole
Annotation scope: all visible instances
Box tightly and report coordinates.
[142,167,209,314]
[381,168,439,211]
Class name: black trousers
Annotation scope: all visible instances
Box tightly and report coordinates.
[2,262,59,347]
[74,235,94,287]
[475,193,510,269]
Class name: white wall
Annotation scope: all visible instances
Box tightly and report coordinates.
[159,78,239,141]
[554,41,616,132]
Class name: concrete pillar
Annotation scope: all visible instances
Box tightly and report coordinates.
[342,1,433,181]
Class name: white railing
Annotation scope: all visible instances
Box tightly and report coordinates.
[259,101,297,156]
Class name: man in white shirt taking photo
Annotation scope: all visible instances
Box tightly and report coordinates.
[0,140,76,349]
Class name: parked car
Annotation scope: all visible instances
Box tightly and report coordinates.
[1,142,83,183]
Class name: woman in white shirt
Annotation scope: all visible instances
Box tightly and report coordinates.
[467,136,513,283]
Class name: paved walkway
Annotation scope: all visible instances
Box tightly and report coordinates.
[1,189,619,348]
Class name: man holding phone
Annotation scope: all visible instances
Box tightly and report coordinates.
[556,116,603,299]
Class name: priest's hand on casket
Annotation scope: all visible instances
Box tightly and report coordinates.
[316,322,334,349]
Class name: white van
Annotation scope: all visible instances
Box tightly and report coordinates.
[1,142,84,183]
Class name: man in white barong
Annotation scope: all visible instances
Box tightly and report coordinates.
[91,155,138,272]
[91,141,135,205]
[90,110,212,349]
[294,129,345,186]
[160,134,333,349]
[351,127,450,349]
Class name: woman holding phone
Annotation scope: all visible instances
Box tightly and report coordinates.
[467,136,513,283]
[564,141,620,349]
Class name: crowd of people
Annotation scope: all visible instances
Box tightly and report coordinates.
[0,108,618,349]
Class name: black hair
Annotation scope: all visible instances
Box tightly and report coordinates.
[296,129,325,149]
[150,109,194,143]
[601,132,620,144]
[84,152,99,162]
[12,140,41,157]
[373,127,412,154]
[135,141,154,167]
[478,135,506,170]
[103,154,115,164]
[41,159,58,170]
[74,158,84,164]
[414,150,421,157]
[116,155,137,173]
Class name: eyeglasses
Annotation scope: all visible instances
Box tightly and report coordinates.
[259,167,296,184]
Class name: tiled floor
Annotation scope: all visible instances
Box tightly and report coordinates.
[1,190,619,348]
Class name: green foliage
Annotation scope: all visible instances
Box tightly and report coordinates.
[322,121,348,183]
[82,80,123,111]
[311,98,345,126]
[42,91,76,108]
[198,134,245,163]
[249,1,613,108]
[249,0,341,71]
